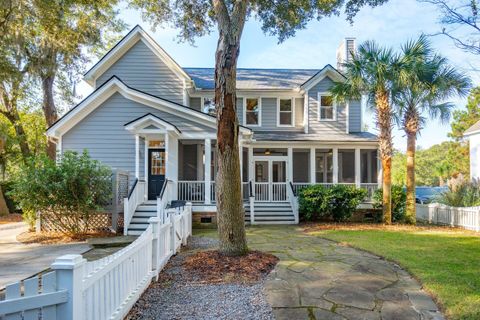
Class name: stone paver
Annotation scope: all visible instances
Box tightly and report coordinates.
[246,226,444,320]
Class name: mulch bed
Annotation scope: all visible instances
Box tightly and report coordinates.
[302,222,480,235]
[183,250,278,284]
[17,230,116,244]
[0,213,22,224]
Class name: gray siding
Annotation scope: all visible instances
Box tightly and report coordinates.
[236,97,303,132]
[189,97,202,111]
[348,99,362,132]
[308,76,347,134]
[97,40,184,104]
[62,93,215,181]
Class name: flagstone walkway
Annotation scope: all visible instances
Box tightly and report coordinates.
[246,226,444,320]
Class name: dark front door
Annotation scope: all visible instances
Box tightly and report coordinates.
[148,148,166,200]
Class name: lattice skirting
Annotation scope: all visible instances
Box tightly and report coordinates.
[39,213,124,233]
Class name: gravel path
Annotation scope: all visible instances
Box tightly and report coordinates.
[126,236,274,320]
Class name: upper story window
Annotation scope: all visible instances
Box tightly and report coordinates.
[278,98,294,126]
[318,94,336,121]
[245,98,261,126]
[202,97,216,116]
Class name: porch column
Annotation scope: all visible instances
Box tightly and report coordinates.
[239,141,243,183]
[135,135,140,178]
[355,148,361,187]
[333,147,339,184]
[310,147,316,184]
[248,147,254,182]
[204,138,212,205]
[377,150,383,188]
[287,147,293,182]
[166,133,179,199]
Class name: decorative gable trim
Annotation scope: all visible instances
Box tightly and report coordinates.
[124,113,181,134]
[84,25,191,86]
[300,64,345,91]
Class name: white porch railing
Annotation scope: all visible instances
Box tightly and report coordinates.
[272,182,287,202]
[178,180,205,202]
[288,182,299,224]
[0,204,193,320]
[254,182,270,202]
[157,180,174,223]
[417,203,480,232]
[124,179,145,235]
[210,181,216,203]
[360,183,378,202]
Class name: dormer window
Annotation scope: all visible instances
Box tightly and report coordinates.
[278,98,294,126]
[245,98,261,126]
[318,94,336,121]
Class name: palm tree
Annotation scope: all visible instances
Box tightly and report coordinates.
[331,41,400,224]
[394,36,470,224]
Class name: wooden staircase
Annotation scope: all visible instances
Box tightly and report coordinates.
[126,201,156,236]
[244,202,296,224]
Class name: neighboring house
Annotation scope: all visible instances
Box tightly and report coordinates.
[46,25,380,234]
[465,120,480,180]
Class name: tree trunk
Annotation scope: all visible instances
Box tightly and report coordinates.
[3,108,30,161]
[213,0,248,256]
[405,131,416,224]
[0,184,9,216]
[376,89,392,224]
[42,75,58,160]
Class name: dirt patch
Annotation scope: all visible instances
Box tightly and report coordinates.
[0,213,22,225]
[302,222,480,235]
[17,230,116,244]
[183,250,278,284]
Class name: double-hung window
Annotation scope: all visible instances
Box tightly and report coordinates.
[278,98,293,126]
[245,98,260,126]
[318,94,335,121]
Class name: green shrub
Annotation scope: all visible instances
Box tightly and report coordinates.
[9,151,112,236]
[299,184,367,222]
[1,180,19,213]
[372,185,406,222]
[438,176,480,207]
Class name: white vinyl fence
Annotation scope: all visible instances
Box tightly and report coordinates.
[0,203,192,320]
[416,203,480,232]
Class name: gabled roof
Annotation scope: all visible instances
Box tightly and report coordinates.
[47,76,251,138]
[465,120,480,136]
[124,113,181,134]
[185,68,318,90]
[83,25,191,86]
[300,64,346,91]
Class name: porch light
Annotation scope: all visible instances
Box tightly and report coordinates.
[265,149,271,155]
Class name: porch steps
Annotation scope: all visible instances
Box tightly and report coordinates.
[244,202,296,224]
[127,202,157,236]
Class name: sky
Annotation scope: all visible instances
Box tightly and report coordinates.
[78,0,480,151]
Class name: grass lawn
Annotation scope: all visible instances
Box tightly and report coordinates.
[306,224,480,320]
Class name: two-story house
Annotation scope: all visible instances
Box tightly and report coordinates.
[46,26,380,234]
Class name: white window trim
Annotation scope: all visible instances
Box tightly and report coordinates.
[243,97,262,127]
[276,97,295,127]
[318,92,337,122]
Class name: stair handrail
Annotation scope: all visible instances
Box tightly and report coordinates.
[124,178,145,235]
[287,181,299,224]
[157,179,173,224]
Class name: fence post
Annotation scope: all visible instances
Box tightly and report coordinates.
[170,214,176,255]
[476,208,480,232]
[51,254,86,320]
[148,217,160,279]
[186,202,192,238]
[123,197,129,235]
[111,169,119,232]
[450,207,455,227]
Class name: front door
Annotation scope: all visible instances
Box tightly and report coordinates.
[254,158,287,202]
[148,148,166,200]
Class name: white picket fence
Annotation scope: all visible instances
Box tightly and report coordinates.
[416,203,480,232]
[0,203,192,320]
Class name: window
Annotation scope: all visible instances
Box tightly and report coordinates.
[278,98,293,126]
[203,97,216,116]
[245,98,260,125]
[315,149,333,183]
[148,140,165,148]
[319,94,335,121]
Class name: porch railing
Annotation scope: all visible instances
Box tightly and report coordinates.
[272,182,287,202]
[291,182,378,201]
[360,183,378,202]
[178,181,205,202]
[210,181,216,203]
[254,182,269,202]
